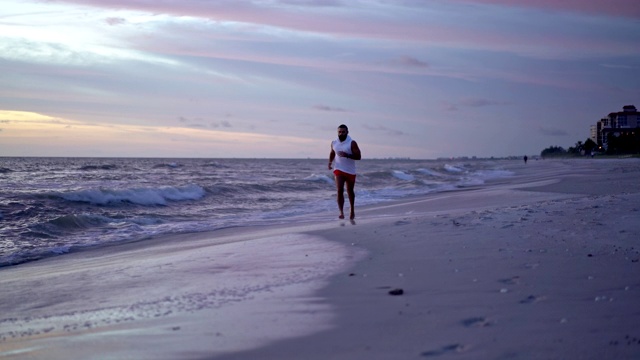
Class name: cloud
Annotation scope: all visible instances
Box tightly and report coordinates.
[17,1,484,47]
[444,103,459,112]
[178,116,211,129]
[105,17,126,26]
[362,124,404,136]
[460,98,508,107]
[451,0,640,18]
[445,98,509,111]
[600,63,636,69]
[211,120,232,128]
[389,56,428,68]
[278,0,344,6]
[2,1,638,159]
[539,127,569,136]
[19,0,638,72]
[313,105,348,112]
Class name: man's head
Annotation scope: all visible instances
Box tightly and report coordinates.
[337,124,348,141]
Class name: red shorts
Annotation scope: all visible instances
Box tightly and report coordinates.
[333,169,356,183]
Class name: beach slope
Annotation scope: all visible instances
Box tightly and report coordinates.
[2,159,640,359]
[218,159,640,360]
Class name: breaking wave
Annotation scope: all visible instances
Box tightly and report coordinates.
[59,184,206,206]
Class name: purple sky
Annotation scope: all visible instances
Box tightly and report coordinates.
[1,0,639,158]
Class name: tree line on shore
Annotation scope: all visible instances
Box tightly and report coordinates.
[541,133,640,158]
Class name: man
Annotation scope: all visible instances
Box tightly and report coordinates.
[328,124,362,220]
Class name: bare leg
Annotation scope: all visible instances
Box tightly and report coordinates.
[335,175,346,219]
[346,178,356,220]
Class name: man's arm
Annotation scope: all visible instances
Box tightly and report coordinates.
[328,144,336,170]
[350,140,362,160]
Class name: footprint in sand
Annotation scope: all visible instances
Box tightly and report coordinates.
[421,343,467,357]
[461,316,494,327]
[498,276,521,285]
[520,295,546,304]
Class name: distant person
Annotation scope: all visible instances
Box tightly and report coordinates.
[524,155,528,164]
[328,124,362,220]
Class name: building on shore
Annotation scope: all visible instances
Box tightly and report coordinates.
[591,105,640,151]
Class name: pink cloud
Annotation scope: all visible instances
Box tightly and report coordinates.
[454,0,640,18]
[45,0,638,58]
[37,0,639,82]
[42,1,448,42]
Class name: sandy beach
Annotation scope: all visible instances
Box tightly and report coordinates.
[1,158,639,359]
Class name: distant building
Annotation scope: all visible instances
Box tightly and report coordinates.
[593,105,640,151]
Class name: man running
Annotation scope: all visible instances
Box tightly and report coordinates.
[328,124,362,220]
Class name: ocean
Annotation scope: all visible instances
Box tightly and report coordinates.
[0,157,514,267]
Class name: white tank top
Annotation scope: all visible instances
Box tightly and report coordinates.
[332,135,356,175]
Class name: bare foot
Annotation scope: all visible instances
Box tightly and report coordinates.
[339,214,345,219]
[350,213,355,220]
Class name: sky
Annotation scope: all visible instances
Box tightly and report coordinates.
[1,0,639,159]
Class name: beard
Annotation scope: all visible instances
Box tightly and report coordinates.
[338,134,348,142]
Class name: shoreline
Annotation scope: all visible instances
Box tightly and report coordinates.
[1,158,639,359]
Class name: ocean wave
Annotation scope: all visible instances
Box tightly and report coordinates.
[153,162,181,169]
[303,173,334,184]
[41,213,163,233]
[417,168,446,177]
[1,241,85,267]
[391,170,415,181]
[50,246,71,254]
[0,157,521,268]
[60,184,206,206]
[19,230,55,239]
[47,214,114,230]
[473,169,514,180]
[78,164,117,171]
[457,177,485,187]
[456,169,513,187]
[444,164,465,173]
[0,167,13,174]
[361,170,394,180]
[202,161,230,168]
